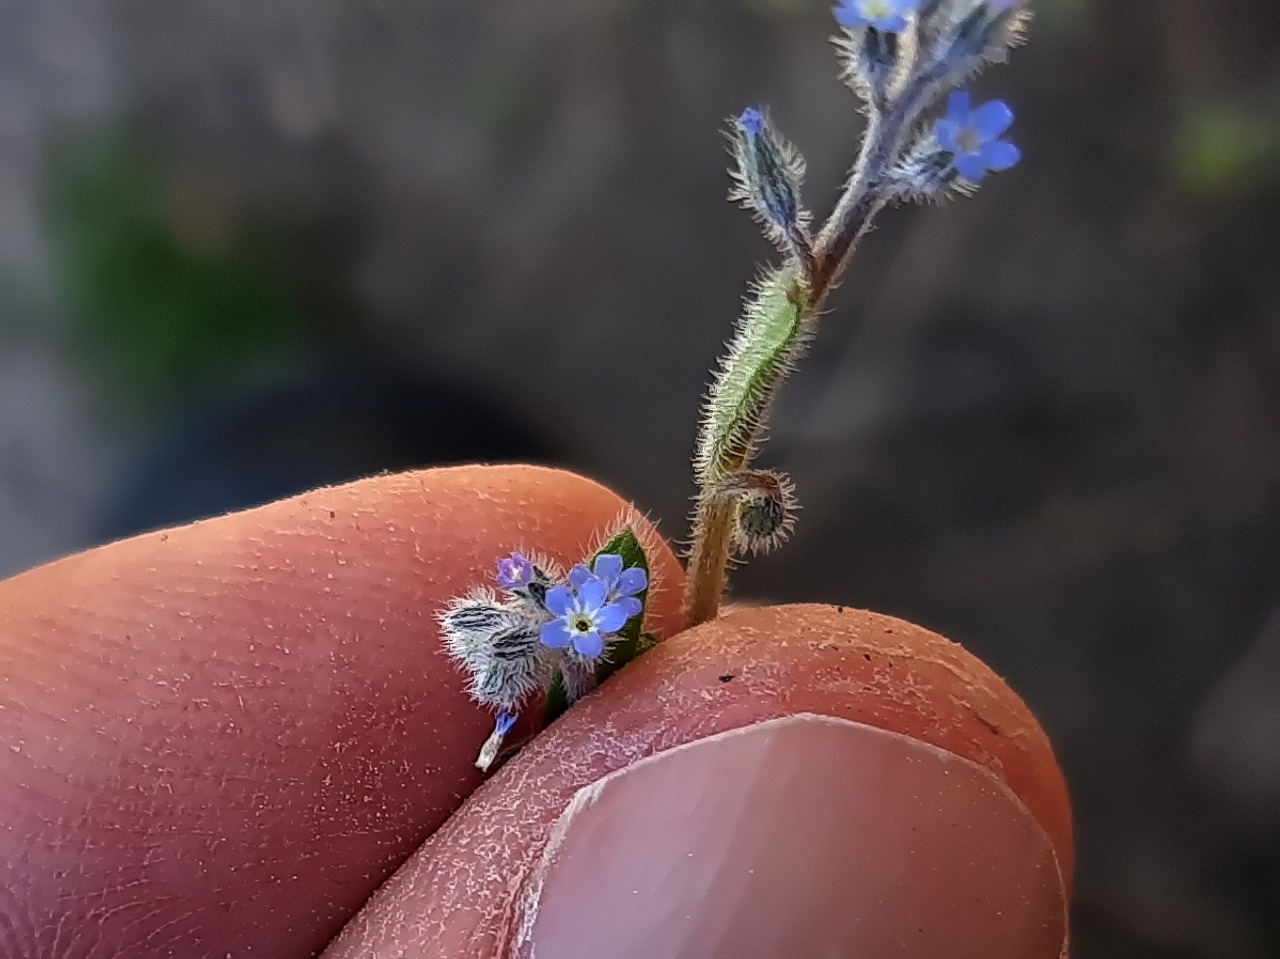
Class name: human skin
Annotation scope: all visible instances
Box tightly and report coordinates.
[0,465,1070,958]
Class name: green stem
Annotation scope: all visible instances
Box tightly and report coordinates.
[684,495,737,628]
[810,60,946,306]
[683,62,946,628]
[685,271,809,628]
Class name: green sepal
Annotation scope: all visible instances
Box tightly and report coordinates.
[541,526,652,727]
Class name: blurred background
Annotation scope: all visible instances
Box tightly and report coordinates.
[1,0,1278,954]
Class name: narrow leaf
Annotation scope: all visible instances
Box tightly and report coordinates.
[695,267,812,484]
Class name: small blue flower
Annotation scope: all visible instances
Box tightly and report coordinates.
[739,107,765,137]
[834,0,920,33]
[494,711,518,736]
[541,578,630,659]
[934,91,1021,181]
[568,553,648,618]
[495,551,535,589]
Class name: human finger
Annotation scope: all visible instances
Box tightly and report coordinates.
[324,603,1071,959]
[0,465,685,959]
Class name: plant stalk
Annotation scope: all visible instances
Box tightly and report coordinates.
[684,495,738,628]
[684,63,945,629]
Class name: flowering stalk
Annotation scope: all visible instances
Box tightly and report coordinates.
[686,265,811,625]
[437,0,1035,771]
[685,0,1031,627]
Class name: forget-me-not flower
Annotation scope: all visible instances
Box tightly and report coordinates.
[495,551,535,589]
[541,577,631,658]
[739,107,765,137]
[834,0,920,33]
[934,91,1021,181]
[568,553,648,618]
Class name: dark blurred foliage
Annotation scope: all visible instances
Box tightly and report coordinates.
[1,0,1279,955]
[44,126,306,410]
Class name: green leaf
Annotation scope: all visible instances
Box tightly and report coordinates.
[541,525,652,726]
[543,668,570,727]
[695,266,812,484]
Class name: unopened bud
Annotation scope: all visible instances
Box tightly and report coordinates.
[717,468,800,557]
[730,108,813,268]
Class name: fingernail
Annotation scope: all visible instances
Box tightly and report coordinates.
[522,714,1067,959]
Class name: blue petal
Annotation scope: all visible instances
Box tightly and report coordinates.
[739,107,764,136]
[593,553,624,584]
[545,585,575,617]
[971,99,1014,139]
[934,119,960,152]
[540,619,574,648]
[875,13,908,31]
[577,578,608,612]
[833,1,864,26]
[892,0,921,11]
[573,629,605,659]
[944,91,971,125]
[495,554,529,588]
[616,596,643,619]
[495,711,518,735]
[954,151,987,181]
[615,567,648,597]
[567,564,593,590]
[982,139,1021,171]
[594,602,629,634]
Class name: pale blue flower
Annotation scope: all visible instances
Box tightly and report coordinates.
[541,578,630,659]
[934,91,1021,181]
[568,553,648,618]
[495,551,535,590]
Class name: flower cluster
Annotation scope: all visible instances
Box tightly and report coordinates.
[543,554,647,657]
[437,0,1039,770]
[734,0,1026,223]
[440,548,648,769]
[688,0,1033,625]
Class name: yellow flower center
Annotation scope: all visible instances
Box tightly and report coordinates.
[956,127,981,153]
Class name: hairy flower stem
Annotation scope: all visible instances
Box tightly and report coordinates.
[685,268,809,628]
[809,67,941,305]
[684,70,941,630]
[684,495,739,627]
